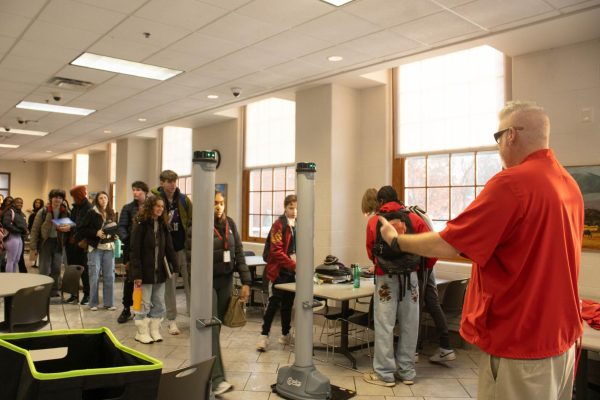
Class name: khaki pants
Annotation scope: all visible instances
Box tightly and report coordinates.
[478,345,575,400]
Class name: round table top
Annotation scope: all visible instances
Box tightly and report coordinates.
[0,273,54,297]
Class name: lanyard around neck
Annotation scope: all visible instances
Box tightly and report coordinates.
[213,220,229,250]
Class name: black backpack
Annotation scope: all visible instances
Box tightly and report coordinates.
[372,209,421,276]
[262,215,288,262]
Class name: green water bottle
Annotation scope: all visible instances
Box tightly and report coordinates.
[352,264,360,288]
[114,238,122,259]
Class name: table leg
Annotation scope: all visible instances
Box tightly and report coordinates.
[0,296,11,330]
[337,300,357,369]
[575,349,588,400]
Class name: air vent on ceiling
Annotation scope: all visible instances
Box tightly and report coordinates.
[47,77,95,91]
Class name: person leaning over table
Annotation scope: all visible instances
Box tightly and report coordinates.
[377,101,583,400]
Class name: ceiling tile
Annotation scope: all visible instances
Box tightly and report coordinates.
[191,58,255,81]
[344,0,442,27]
[251,30,333,59]
[170,31,242,59]
[106,74,162,90]
[73,0,149,13]
[294,10,381,44]
[0,66,51,85]
[298,45,374,70]
[236,0,333,28]
[453,0,555,29]
[0,12,32,38]
[231,70,290,89]
[143,48,210,71]
[390,11,482,45]
[0,79,36,94]
[106,16,192,47]
[38,0,126,34]
[166,70,224,90]
[197,0,252,10]
[342,30,423,57]
[135,0,228,31]
[11,40,81,64]
[1,54,65,76]
[198,12,286,46]
[0,35,16,56]
[267,59,329,80]
[219,46,291,71]
[22,20,101,51]
[433,0,477,7]
[0,0,48,18]
[550,0,600,12]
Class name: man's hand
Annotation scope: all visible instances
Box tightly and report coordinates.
[378,216,399,246]
[96,229,106,239]
[134,279,142,286]
[56,224,71,233]
[239,285,250,303]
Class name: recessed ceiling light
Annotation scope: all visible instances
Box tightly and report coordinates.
[0,144,19,148]
[0,127,48,136]
[71,52,183,81]
[207,94,219,99]
[45,150,53,153]
[16,101,95,116]
[104,130,112,134]
[321,0,354,6]
[328,55,344,62]
[138,118,147,122]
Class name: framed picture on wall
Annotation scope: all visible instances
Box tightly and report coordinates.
[215,183,227,213]
[565,165,600,251]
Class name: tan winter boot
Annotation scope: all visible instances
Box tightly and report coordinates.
[135,318,154,344]
[149,318,163,342]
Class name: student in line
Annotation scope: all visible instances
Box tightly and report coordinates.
[257,194,297,352]
[1,197,28,273]
[130,196,179,344]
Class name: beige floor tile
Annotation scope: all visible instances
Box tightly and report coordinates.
[354,376,396,396]
[458,378,478,397]
[386,397,424,400]
[222,390,271,400]
[226,371,252,390]
[409,378,469,397]
[328,375,357,391]
[225,361,279,373]
[416,366,478,379]
[390,382,414,397]
[244,373,279,391]
[257,350,293,364]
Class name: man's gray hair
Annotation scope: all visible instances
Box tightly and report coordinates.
[499,101,545,120]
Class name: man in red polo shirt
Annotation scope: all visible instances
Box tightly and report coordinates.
[379,101,583,400]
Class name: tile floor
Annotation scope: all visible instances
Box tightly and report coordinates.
[2,269,481,399]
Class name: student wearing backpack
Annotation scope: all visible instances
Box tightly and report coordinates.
[378,102,583,400]
[363,186,435,388]
[256,194,297,352]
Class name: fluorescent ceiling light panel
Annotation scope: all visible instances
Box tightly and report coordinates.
[321,0,354,6]
[16,101,95,116]
[0,144,19,148]
[71,53,183,81]
[0,127,48,136]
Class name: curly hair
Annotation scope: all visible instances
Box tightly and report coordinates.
[136,196,168,225]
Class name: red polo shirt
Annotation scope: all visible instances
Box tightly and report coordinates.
[440,149,583,359]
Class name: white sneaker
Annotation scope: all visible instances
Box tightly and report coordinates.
[429,347,456,362]
[414,352,419,363]
[256,334,269,351]
[90,306,98,311]
[213,380,233,395]
[168,320,180,335]
[278,334,292,345]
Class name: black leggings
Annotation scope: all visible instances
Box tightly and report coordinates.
[261,274,295,336]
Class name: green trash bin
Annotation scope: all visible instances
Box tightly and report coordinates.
[0,327,163,400]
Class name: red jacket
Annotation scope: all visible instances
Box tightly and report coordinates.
[265,216,296,282]
[366,201,436,275]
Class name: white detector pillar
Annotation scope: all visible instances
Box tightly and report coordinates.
[190,150,218,364]
[275,162,331,400]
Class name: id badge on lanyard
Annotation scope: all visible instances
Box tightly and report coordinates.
[214,221,231,262]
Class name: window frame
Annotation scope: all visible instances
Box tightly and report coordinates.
[0,172,10,198]
[242,165,296,243]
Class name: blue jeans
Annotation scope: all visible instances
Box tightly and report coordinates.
[134,283,166,319]
[88,248,115,308]
[373,272,420,382]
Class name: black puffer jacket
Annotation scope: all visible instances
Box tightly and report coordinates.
[213,216,251,285]
[78,207,117,249]
[130,217,179,284]
[1,207,28,236]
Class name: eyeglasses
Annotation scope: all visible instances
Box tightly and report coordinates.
[493,126,523,144]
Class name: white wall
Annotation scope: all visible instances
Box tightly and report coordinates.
[193,117,243,222]
[88,151,107,194]
[0,160,44,210]
[115,137,158,211]
[513,38,600,297]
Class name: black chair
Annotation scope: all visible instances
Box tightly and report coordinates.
[61,265,85,329]
[244,251,268,311]
[7,282,53,332]
[440,279,469,330]
[157,357,216,400]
